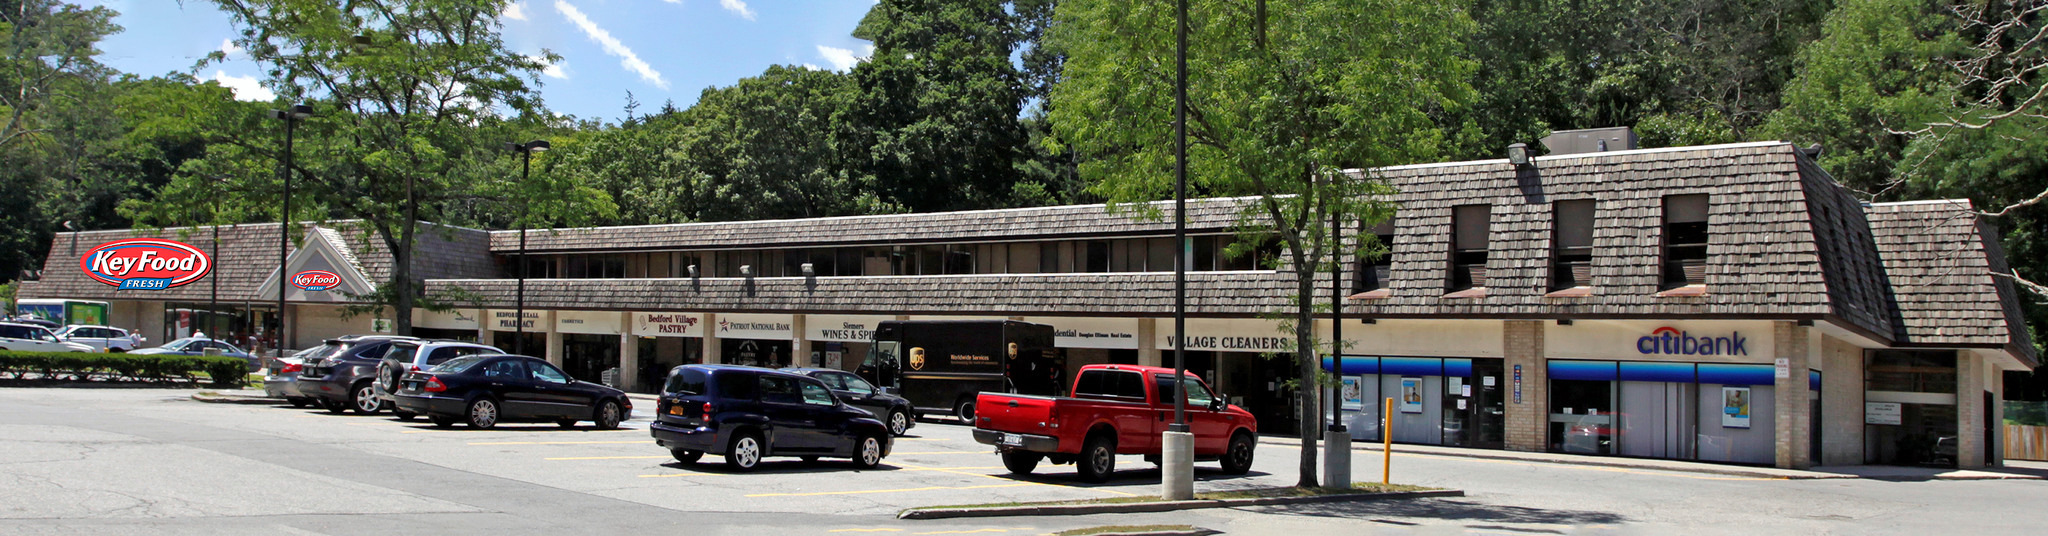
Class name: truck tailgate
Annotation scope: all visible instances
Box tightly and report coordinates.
[976,393,1057,433]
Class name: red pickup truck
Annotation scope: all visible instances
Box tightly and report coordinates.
[972,364,1257,482]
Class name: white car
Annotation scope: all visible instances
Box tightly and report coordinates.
[56,325,145,352]
[0,322,96,353]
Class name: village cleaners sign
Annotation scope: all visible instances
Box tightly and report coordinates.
[1638,326,1748,356]
[81,239,212,290]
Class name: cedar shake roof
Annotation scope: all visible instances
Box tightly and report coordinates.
[489,198,1255,252]
[18,221,495,303]
[1866,200,2038,366]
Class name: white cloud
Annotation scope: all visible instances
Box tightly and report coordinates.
[218,38,242,58]
[816,45,867,72]
[210,71,275,102]
[555,1,668,89]
[529,55,568,80]
[720,0,756,20]
[502,2,528,21]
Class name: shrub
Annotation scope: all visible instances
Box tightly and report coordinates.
[0,350,247,387]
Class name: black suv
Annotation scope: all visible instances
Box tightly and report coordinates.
[651,365,893,471]
[298,335,418,414]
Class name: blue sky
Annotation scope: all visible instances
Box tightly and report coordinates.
[84,1,878,123]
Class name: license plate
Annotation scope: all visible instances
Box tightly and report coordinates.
[1000,433,1022,446]
[667,405,687,416]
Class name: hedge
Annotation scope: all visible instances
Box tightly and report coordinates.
[0,350,247,387]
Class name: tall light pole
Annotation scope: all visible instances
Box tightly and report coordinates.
[1162,0,1196,502]
[1325,190,1352,487]
[505,140,550,355]
[270,104,312,355]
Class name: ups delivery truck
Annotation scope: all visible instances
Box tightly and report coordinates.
[856,320,1058,421]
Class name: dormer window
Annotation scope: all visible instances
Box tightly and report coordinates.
[1353,217,1395,294]
[1662,194,1709,289]
[1448,204,1490,295]
[1550,200,1595,293]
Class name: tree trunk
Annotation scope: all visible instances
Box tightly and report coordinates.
[391,219,416,337]
[1294,265,1322,488]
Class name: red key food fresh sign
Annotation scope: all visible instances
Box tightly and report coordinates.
[80,239,212,290]
[292,270,342,291]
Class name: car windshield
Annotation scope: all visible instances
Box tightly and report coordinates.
[432,355,490,373]
[665,367,709,395]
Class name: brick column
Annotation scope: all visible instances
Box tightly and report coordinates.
[1503,320,1546,452]
[701,313,722,365]
[1957,351,1987,469]
[1137,318,1162,367]
[1773,321,1813,470]
[618,312,640,393]
[1819,336,1864,466]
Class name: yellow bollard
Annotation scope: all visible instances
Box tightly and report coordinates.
[1382,397,1393,485]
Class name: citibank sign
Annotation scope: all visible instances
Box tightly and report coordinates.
[1638,326,1748,356]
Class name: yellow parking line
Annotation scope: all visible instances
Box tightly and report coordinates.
[746,483,1035,497]
[468,440,650,445]
[827,529,903,533]
[911,530,1032,535]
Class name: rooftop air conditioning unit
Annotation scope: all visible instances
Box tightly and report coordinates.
[1540,127,1638,156]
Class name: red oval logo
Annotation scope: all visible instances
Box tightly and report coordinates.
[79,239,212,290]
[292,270,342,291]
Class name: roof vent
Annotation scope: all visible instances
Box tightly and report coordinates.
[1540,127,1637,156]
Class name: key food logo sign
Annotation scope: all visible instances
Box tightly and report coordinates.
[81,239,212,290]
[292,270,342,291]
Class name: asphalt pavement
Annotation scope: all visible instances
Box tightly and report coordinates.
[2,387,2044,535]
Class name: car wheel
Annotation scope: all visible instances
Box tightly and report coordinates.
[556,419,579,428]
[671,448,703,464]
[852,434,884,469]
[1076,433,1117,483]
[350,384,382,415]
[466,398,499,429]
[593,400,622,430]
[394,411,417,421]
[1001,450,1042,475]
[430,416,455,428]
[725,432,763,471]
[954,398,976,422]
[886,410,910,436]
[1220,432,1256,475]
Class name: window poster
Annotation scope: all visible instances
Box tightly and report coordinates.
[1400,377,1424,414]
[1341,376,1364,410]
[1721,386,1751,429]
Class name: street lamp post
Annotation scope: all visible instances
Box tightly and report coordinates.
[1325,198,1352,487]
[1161,0,1196,502]
[505,140,551,356]
[270,104,312,356]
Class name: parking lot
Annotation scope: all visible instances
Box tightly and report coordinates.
[7,386,2048,535]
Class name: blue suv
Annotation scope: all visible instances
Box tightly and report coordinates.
[650,365,893,471]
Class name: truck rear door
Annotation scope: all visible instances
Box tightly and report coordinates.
[976,393,1055,434]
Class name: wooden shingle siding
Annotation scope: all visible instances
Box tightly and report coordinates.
[1867,200,2036,363]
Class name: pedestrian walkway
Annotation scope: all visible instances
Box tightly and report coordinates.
[1255,436,2048,481]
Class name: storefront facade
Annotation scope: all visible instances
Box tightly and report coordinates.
[18,141,2035,469]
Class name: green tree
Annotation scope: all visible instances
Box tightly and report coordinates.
[0,0,122,280]
[841,0,1030,212]
[120,0,610,337]
[682,65,895,221]
[1050,0,1475,487]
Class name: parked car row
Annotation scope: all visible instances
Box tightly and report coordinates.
[650,365,897,471]
[255,334,637,432]
[0,320,272,372]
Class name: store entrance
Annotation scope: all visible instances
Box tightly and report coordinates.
[1444,358,1506,449]
[561,333,620,384]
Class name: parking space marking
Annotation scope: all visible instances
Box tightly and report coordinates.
[467,440,651,445]
[745,483,1036,497]
[826,529,903,533]
[547,455,671,460]
[910,529,1032,535]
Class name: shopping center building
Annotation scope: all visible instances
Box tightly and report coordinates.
[18,141,2036,470]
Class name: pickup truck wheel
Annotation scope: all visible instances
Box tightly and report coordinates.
[954,399,976,422]
[1001,450,1042,475]
[1220,432,1256,475]
[1076,434,1117,483]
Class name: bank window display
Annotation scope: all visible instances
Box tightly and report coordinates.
[1546,360,1784,464]
[1323,356,1505,449]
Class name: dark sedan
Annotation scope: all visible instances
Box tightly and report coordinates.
[651,365,892,471]
[394,354,632,430]
[782,367,916,436]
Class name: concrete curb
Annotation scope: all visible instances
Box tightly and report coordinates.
[190,393,286,405]
[1068,530,1218,536]
[1258,437,2044,481]
[897,489,1464,520]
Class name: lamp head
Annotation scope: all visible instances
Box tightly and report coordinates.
[1507,143,1530,166]
[289,104,313,119]
[525,140,551,153]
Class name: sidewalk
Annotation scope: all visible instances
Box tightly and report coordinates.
[1256,436,2047,481]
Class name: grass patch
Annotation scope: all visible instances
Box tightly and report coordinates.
[1055,525,1199,536]
[911,483,1442,512]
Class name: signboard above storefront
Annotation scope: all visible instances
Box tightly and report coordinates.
[806,315,890,343]
[1022,316,1139,349]
[556,310,623,335]
[486,309,550,331]
[415,308,479,330]
[632,312,703,338]
[1546,320,1774,363]
[718,313,794,340]
[80,239,212,290]
[1159,318,1288,352]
